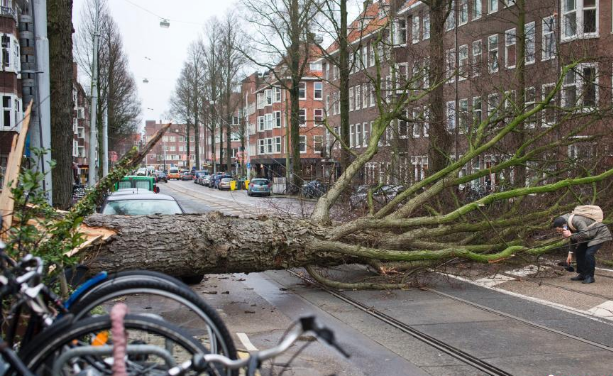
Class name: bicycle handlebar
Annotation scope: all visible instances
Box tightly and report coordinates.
[168,316,348,375]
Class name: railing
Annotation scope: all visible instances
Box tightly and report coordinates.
[0,7,16,21]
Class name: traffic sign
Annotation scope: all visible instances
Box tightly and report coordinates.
[246,163,251,168]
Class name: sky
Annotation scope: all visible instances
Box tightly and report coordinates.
[72,0,239,131]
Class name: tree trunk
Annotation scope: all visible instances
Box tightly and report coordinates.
[339,0,350,173]
[427,1,452,174]
[48,0,74,209]
[82,213,355,276]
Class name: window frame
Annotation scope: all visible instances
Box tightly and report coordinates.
[542,16,557,61]
[488,34,499,74]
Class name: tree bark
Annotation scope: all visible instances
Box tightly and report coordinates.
[82,213,355,276]
[48,0,74,209]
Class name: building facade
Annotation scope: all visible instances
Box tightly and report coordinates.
[321,0,613,190]
[241,62,326,181]
[144,120,208,171]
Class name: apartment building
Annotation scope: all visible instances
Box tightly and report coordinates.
[241,61,326,181]
[0,0,23,172]
[72,63,90,184]
[144,120,207,171]
[205,92,242,173]
[322,0,613,189]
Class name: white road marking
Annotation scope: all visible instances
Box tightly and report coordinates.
[237,332,258,352]
[588,301,613,318]
[474,274,516,287]
[441,273,613,324]
[505,265,548,277]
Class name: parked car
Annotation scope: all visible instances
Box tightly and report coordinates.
[181,171,193,181]
[194,171,208,185]
[349,185,406,210]
[156,171,168,183]
[201,175,212,187]
[247,178,272,197]
[100,192,184,215]
[135,167,148,176]
[218,177,234,190]
[168,167,181,180]
[211,174,230,189]
[301,180,326,199]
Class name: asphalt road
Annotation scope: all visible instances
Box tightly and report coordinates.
[159,180,613,376]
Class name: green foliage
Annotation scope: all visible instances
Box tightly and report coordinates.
[5,149,83,273]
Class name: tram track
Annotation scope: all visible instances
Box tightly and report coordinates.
[286,268,613,376]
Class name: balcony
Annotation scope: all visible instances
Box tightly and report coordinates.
[0,7,17,22]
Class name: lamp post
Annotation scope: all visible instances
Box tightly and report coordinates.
[88,0,101,187]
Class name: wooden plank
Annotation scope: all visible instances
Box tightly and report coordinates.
[0,101,33,237]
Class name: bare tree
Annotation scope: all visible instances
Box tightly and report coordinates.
[74,0,141,175]
[219,12,247,172]
[241,0,319,188]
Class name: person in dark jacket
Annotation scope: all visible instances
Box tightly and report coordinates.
[552,214,612,284]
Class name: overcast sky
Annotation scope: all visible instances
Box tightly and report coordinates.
[72,0,238,131]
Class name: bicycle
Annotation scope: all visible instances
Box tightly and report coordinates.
[0,242,236,374]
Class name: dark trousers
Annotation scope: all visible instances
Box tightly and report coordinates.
[574,242,602,278]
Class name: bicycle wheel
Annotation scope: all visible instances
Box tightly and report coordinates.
[68,277,237,365]
[18,314,215,376]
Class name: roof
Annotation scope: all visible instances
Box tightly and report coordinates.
[106,193,176,201]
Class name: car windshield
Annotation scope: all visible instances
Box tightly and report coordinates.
[252,180,269,185]
[102,200,182,215]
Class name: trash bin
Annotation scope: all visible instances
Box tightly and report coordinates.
[236,179,244,190]
[244,179,250,190]
[230,180,236,191]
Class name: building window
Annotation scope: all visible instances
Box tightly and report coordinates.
[369,43,375,67]
[313,135,323,154]
[258,139,265,154]
[472,40,482,77]
[541,83,556,126]
[265,113,273,130]
[274,87,282,102]
[266,138,273,154]
[355,85,361,110]
[458,44,468,80]
[505,28,516,69]
[423,13,430,39]
[525,21,536,64]
[487,93,499,117]
[299,135,307,153]
[411,15,420,43]
[459,0,468,25]
[563,0,598,40]
[581,64,597,107]
[362,45,368,67]
[274,111,282,128]
[355,123,363,146]
[298,82,306,99]
[1,36,9,68]
[362,83,368,108]
[257,116,264,132]
[369,83,375,107]
[542,16,556,61]
[265,89,272,105]
[525,86,536,128]
[459,98,469,133]
[314,82,323,99]
[473,96,482,127]
[445,48,456,81]
[488,0,498,14]
[314,109,324,124]
[396,17,407,45]
[488,34,499,73]
[362,122,369,147]
[446,0,456,30]
[446,101,456,131]
[349,86,354,111]
[256,93,264,109]
[473,0,482,19]
[349,124,354,147]
[299,109,307,126]
[309,62,322,71]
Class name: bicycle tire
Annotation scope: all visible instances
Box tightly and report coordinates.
[17,314,215,376]
[68,277,237,363]
[70,270,192,306]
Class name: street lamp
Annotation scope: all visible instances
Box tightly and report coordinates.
[160,19,170,28]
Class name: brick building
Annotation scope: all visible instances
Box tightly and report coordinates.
[321,0,613,189]
[0,0,23,181]
[241,59,326,181]
[144,120,207,171]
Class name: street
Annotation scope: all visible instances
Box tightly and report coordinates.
[157,181,613,376]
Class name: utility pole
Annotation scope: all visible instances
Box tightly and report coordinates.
[88,0,100,187]
[32,0,52,203]
[102,105,108,176]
